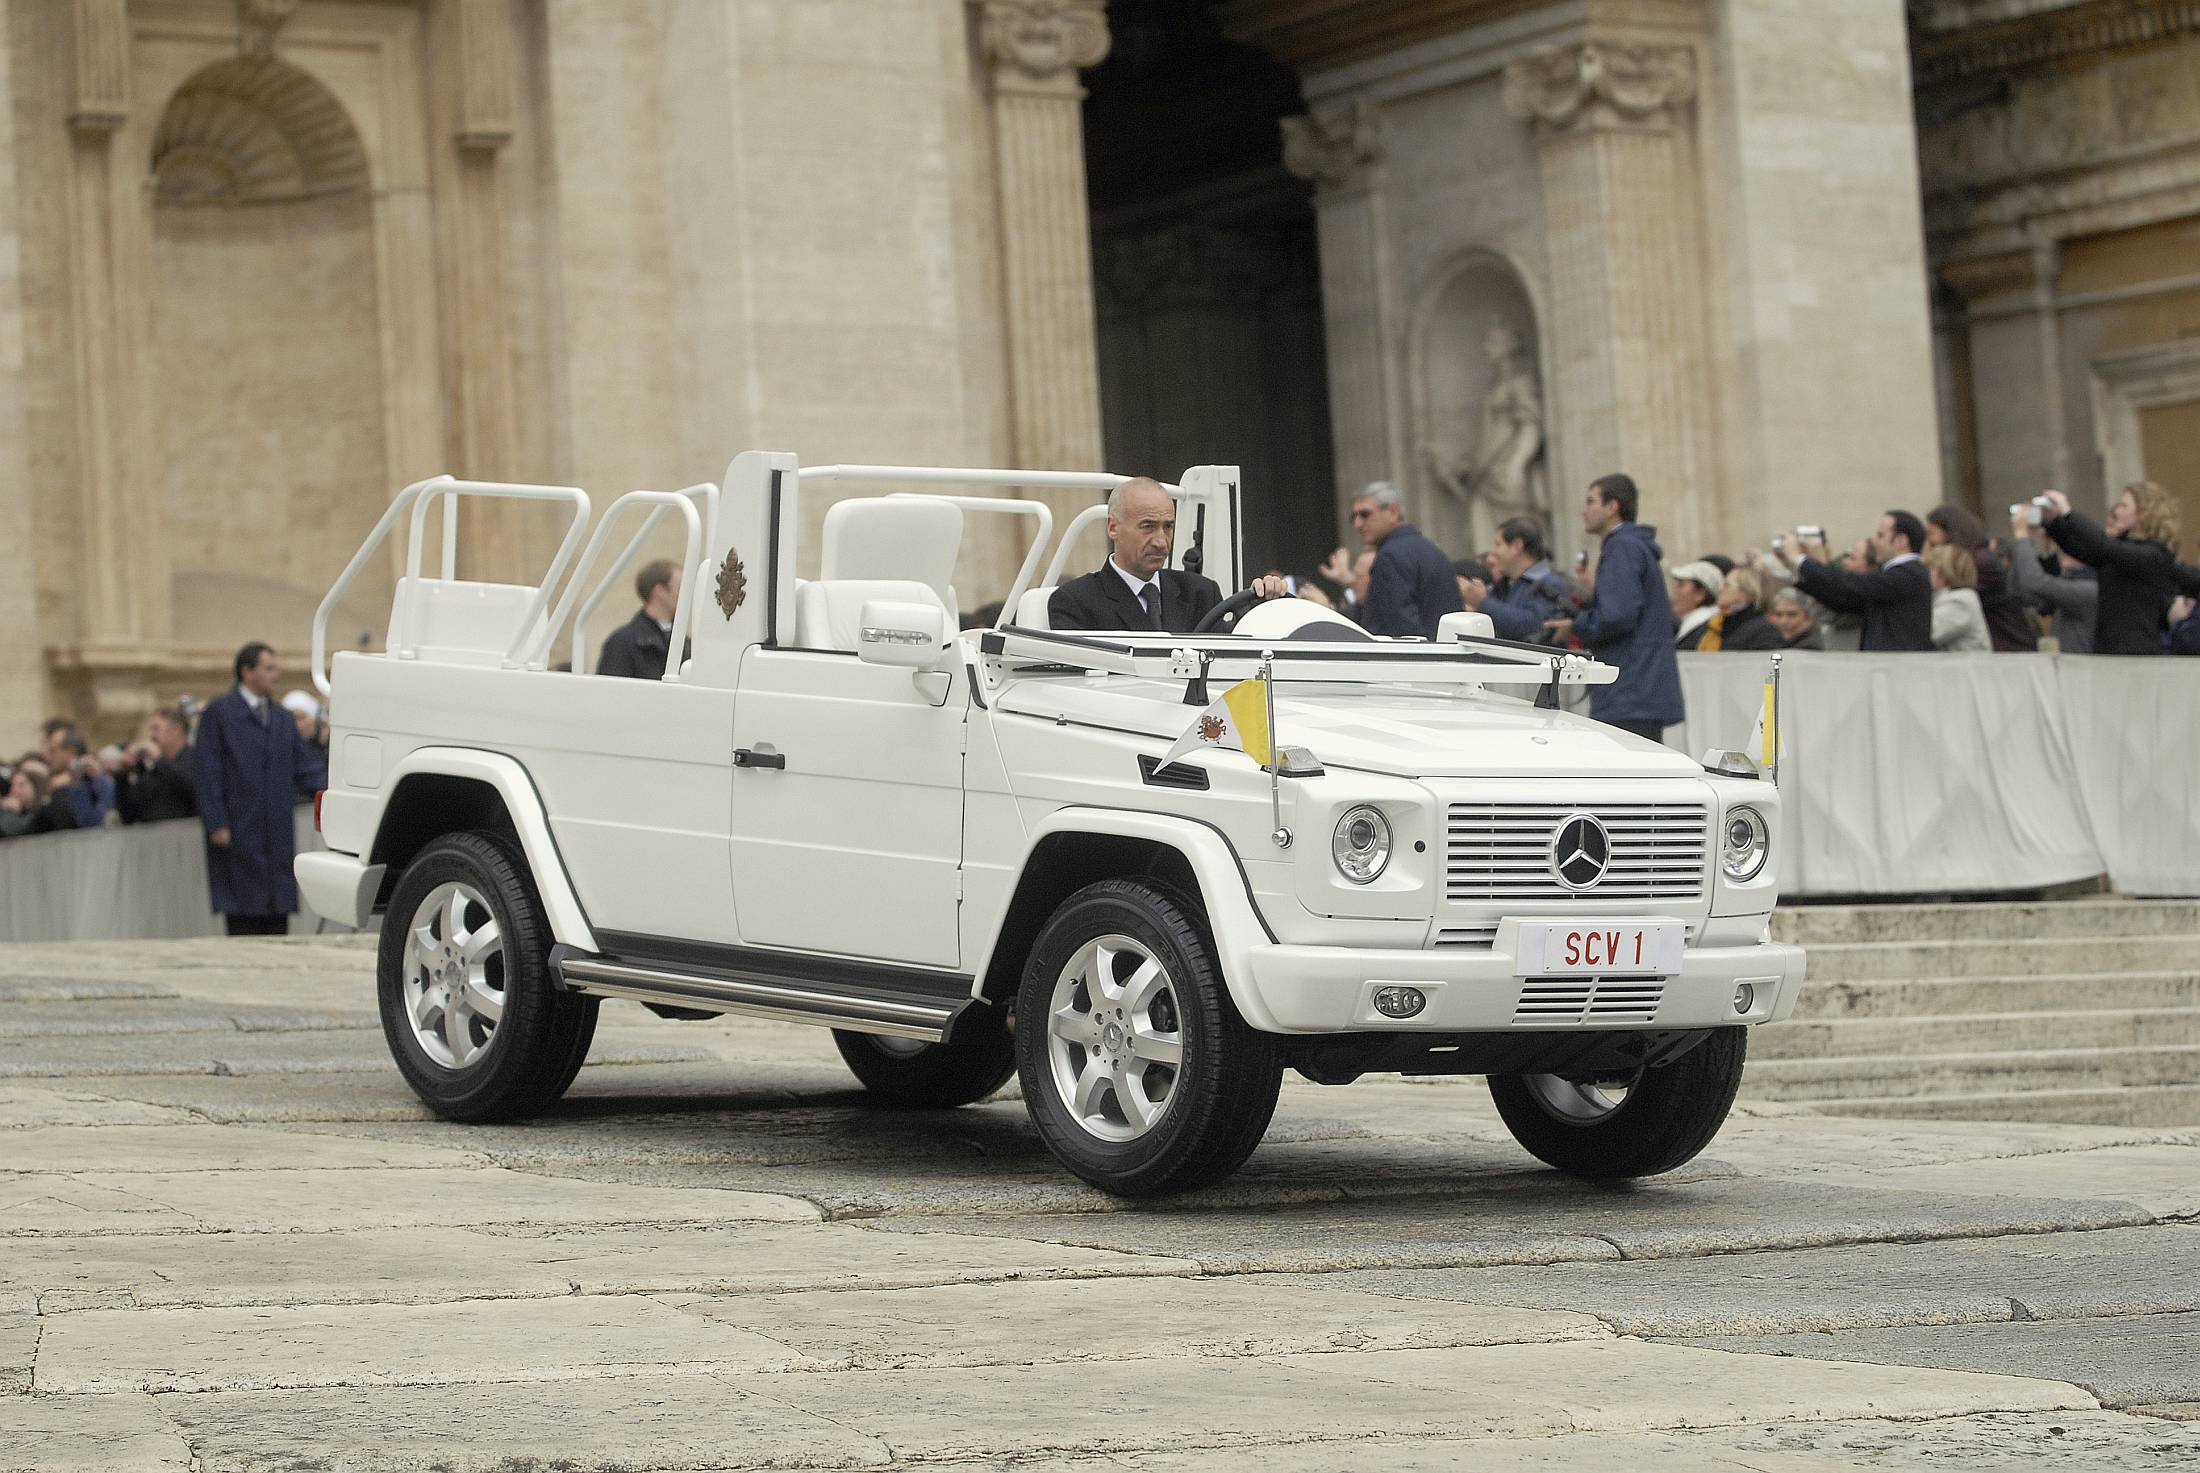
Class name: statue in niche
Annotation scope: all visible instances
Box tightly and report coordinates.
[1427,324,1546,545]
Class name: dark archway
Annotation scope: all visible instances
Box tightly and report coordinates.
[1084,1,1336,582]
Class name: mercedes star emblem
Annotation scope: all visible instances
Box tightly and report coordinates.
[1548,813,1611,890]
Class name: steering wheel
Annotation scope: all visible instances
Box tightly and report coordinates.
[1191,588,1263,636]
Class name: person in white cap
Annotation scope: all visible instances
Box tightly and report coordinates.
[1668,560,1725,651]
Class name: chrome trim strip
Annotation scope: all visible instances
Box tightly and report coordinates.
[555,957,952,1042]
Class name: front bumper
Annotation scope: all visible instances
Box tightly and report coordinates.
[1239,930,1805,1034]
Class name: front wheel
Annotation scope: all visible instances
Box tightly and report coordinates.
[1487,1027,1747,1180]
[1016,879,1280,1197]
[376,831,598,1122]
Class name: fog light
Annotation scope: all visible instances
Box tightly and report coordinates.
[1373,986,1426,1019]
[1733,983,1756,1014]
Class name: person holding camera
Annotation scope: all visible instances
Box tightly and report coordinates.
[117,706,199,825]
[1460,516,1573,643]
[2038,483,2181,656]
[2006,501,2097,653]
[1778,511,1933,652]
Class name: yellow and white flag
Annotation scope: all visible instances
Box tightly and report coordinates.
[1747,670,1785,775]
[1162,675,1272,769]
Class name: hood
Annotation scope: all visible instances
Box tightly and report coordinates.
[995,675,1704,780]
[1612,521,1663,562]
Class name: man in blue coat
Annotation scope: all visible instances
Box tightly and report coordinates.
[1350,481,1462,639]
[1546,474,1683,742]
[196,643,328,935]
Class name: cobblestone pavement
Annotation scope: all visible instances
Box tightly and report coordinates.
[2,936,2196,1471]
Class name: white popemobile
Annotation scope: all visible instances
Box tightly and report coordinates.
[297,455,1804,1196]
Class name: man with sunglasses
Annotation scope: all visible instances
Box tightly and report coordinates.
[1350,481,1461,639]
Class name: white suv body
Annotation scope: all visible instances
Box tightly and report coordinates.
[300,454,1803,1195]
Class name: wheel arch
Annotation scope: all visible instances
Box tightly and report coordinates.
[973,809,1280,1031]
[367,749,597,951]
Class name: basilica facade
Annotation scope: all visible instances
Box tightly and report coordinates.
[1,0,2193,745]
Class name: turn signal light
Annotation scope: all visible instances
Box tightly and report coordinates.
[313,790,325,832]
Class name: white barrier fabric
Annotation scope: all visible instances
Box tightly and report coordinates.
[0,810,333,944]
[1672,653,2200,898]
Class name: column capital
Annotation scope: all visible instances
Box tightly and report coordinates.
[68,0,130,135]
[971,0,1111,93]
[1281,101,1382,193]
[238,0,302,61]
[454,0,517,153]
[1502,41,1697,136]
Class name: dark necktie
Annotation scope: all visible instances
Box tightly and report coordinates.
[1138,585,1159,629]
[254,701,269,730]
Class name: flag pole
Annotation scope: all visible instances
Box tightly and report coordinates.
[1263,652,1290,849]
[1769,651,1784,786]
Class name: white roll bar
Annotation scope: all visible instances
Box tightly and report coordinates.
[310,475,592,698]
[884,493,1055,624]
[798,465,1154,493]
[565,483,715,673]
[533,490,704,680]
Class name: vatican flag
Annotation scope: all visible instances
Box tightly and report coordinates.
[1747,669,1785,776]
[1161,675,1272,770]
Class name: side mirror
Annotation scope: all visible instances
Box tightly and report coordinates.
[1438,611,1497,642]
[855,599,953,669]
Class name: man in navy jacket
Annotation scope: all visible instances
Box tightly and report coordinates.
[1350,481,1461,639]
[196,643,328,936]
[1546,474,1683,741]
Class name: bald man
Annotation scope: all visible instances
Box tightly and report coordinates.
[1048,479,1285,634]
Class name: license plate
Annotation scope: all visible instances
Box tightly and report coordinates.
[1514,921,1684,978]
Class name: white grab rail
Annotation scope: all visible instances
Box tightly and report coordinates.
[883,493,1055,623]
[565,483,715,673]
[798,465,1160,494]
[309,475,592,698]
[533,490,704,680]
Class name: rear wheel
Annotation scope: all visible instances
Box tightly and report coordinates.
[832,1019,1016,1108]
[1016,879,1280,1197]
[1487,1027,1747,1180]
[376,832,597,1122]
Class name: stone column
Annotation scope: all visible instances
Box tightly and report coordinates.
[1282,101,1402,526]
[1504,41,1716,560]
[442,0,527,580]
[1940,244,2070,510]
[972,0,1109,505]
[0,4,44,745]
[61,0,169,727]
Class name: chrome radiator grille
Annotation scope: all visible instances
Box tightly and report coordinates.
[1445,801,1708,902]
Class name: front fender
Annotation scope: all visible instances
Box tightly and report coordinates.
[991,806,1284,1033]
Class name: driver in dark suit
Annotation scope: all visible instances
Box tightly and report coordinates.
[1049,478,1286,633]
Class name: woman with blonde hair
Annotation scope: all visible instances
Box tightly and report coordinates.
[1925,544,1991,651]
[1711,566,1783,651]
[2040,482,2181,655]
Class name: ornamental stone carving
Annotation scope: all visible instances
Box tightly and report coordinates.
[238,0,301,60]
[1502,42,1698,134]
[972,0,1111,84]
[1281,102,1381,191]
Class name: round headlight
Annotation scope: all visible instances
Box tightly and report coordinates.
[1721,805,1769,882]
[1331,805,1392,884]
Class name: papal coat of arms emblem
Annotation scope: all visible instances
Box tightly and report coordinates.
[715,548,748,618]
[1198,714,1226,743]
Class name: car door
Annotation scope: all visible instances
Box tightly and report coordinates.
[727,646,966,967]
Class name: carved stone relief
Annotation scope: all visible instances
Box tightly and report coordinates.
[1280,101,1381,192]
[972,0,1110,85]
[1502,41,1697,134]
[1415,255,1548,550]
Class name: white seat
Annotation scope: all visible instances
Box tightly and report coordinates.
[1014,586,1054,630]
[794,578,946,653]
[388,578,537,667]
[821,497,963,612]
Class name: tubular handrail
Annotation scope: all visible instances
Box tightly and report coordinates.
[565,483,715,673]
[312,475,448,699]
[1038,504,1113,592]
[883,493,1055,626]
[532,490,705,680]
[798,464,1170,494]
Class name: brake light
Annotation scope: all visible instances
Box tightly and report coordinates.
[314,790,325,831]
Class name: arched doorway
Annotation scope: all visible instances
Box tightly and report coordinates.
[147,56,391,663]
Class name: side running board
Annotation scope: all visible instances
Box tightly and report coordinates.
[549,939,982,1044]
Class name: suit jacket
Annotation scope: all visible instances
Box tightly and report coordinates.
[195,689,328,916]
[1793,556,1933,652]
[597,608,691,679]
[118,754,198,824]
[1049,562,1222,634]
[1359,524,1462,639]
[2044,512,2178,656]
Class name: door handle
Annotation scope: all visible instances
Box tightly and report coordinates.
[733,748,786,770]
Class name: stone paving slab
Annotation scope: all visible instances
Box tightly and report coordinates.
[1801,1144,2200,1220]
[0,1165,817,1236]
[1,1123,488,1173]
[0,1085,200,1128]
[0,1222,1194,1310]
[1325,1225,2200,1336]
[152,1375,892,1472]
[0,1391,193,1473]
[1694,1410,2200,1471]
[672,1275,1608,1371]
[1678,1311,2200,1410]
[0,1028,713,1078]
[0,1308,35,1394]
[35,1295,820,1392]
[0,976,178,1003]
[0,997,371,1037]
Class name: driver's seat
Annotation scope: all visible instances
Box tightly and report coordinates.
[1013,586,1055,630]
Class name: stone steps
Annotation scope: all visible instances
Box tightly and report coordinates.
[1754,1006,2200,1060]
[1809,1084,2200,1128]
[1799,935,2200,984]
[1789,970,2200,1020]
[1746,1043,2200,1101]
[1773,899,2200,945]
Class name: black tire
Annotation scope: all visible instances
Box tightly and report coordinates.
[832,1019,1017,1108]
[376,831,598,1122]
[1016,878,1281,1197]
[1487,1027,1747,1180]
